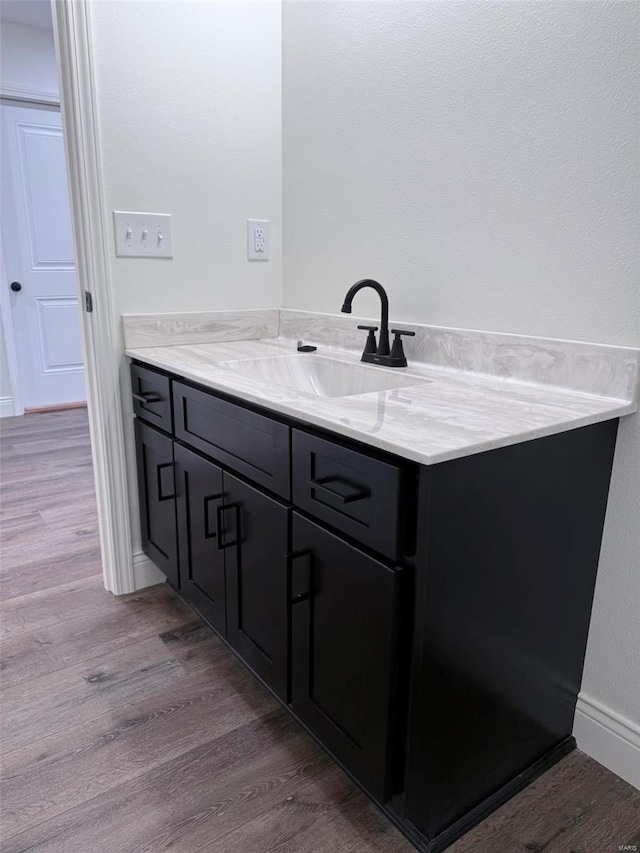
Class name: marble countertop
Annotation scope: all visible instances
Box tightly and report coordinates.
[125,336,636,466]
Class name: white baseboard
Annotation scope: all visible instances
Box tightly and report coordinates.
[0,396,17,418]
[132,552,165,590]
[574,692,640,790]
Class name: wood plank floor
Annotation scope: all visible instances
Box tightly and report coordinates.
[1,409,638,853]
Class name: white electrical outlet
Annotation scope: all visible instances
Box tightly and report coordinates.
[247,219,270,261]
[113,211,173,258]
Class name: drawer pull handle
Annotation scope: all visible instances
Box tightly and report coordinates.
[308,477,369,505]
[133,391,162,404]
[216,503,241,550]
[156,462,175,501]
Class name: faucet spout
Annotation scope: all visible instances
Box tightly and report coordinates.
[341,279,390,356]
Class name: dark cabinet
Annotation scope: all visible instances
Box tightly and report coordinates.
[131,362,621,853]
[224,473,289,701]
[290,512,401,802]
[134,419,179,587]
[174,444,226,634]
[133,369,403,800]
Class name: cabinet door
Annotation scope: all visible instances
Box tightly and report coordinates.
[174,443,226,634]
[224,473,289,701]
[291,513,400,802]
[134,419,179,587]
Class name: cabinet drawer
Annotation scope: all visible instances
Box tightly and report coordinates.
[292,430,403,560]
[131,363,172,433]
[173,382,290,499]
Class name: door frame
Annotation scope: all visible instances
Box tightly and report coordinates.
[46,0,134,594]
[0,242,24,416]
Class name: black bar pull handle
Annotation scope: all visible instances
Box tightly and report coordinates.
[289,550,313,603]
[133,391,162,404]
[308,476,369,505]
[216,503,241,550]
[203,493,223,539]
[156,462,175,501]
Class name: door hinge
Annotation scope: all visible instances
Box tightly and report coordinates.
[85,291,93,312]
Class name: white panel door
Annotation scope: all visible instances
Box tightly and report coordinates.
[1,104,85,408]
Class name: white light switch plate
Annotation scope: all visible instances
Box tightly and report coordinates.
[113,211,173,258]
[247,219,269,261]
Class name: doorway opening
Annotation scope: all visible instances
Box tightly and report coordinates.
[1,2,86,415]
[2,0,153,596]
[0,2,101,594]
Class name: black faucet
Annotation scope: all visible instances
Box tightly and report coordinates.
[341,278,414,368]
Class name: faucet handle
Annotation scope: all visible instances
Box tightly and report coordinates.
[357,325,378,355]
[390,329,415,366]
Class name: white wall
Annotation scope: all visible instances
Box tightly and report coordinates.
[0,20,59,100]
[86,0,282,578]
[283,1,637,345]
[89,0,282,317]
[282,0,640,782]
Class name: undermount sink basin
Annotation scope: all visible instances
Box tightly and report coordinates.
[217,354,431,398]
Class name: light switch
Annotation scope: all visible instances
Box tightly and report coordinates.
[113,211,173,258]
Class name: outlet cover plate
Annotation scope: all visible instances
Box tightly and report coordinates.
[247,219,269,261]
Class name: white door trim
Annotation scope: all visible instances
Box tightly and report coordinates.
[52,0,134,595]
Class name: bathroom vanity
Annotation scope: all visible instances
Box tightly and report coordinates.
[126,310,637,852]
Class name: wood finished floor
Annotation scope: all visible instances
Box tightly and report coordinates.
[0,408,638,853]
